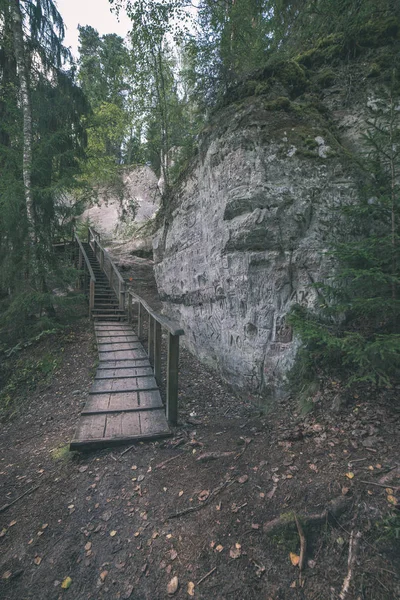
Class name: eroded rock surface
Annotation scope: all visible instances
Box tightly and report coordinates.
[153,98,360,396]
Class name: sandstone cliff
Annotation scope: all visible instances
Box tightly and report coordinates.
[153,29,399,397]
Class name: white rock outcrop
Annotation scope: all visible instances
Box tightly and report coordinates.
[153,99,359,396]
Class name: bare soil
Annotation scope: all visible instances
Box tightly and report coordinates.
[1,293,399,600]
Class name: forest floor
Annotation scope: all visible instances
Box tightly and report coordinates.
[1,258,400,600]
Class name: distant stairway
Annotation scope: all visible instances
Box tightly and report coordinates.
[82,242,126,322]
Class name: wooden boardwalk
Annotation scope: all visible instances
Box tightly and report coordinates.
[70,322,171,451]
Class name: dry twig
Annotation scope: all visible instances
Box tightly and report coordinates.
[339,530,362,600]
[0,485,40,514]
[294,515,307,573]
[167,479,235,519]
[155,454,183,469]
[197,567,217,586]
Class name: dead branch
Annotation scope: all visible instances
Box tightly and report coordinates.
[196,451,235,463]
[0,484,40,514]
[197,566,217,586]
[339,530,362,600]
[294,515,307,572]
[167,479,235,520]
[120,445,135,456]
[234,438,252,460]
[155,454,183,469]
[263,496,350,535]
[358,480,399,490]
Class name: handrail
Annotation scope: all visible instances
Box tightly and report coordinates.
[128,290,184,336]
[74,232,96,318]
[75,234,96,282]
[84,225,184,425]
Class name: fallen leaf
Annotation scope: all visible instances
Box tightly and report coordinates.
[289,552,300,566]
[78,466,88,473]
[251,523,260,530]
[215,544,224,553]
[137,475,145,482]
[290,581,297,588]
[110,530,117,537]
[216,501,222,511]
[85,542,92,551]
[341,487,350,496]
[178,490,184,497]
[237,475,248,484]
[42,523,48,530]
[266,485,277,500]
[387,495,398,505]
[309,464,318,473]
[386,488,394,495]
[230,543,242,559]
[187,581,195,596]
[308,559,316,569]
[2,571,12,580]
[8,520,17,527]
[170,549,178,561]
[198,490,210,502]
[33,556,42,566]
[0,528,7,538]
[167,575,179,595]
[345,472,355,479]
[61,577,72,589]
[100,570,108,582]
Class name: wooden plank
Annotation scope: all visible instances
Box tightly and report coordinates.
[140,408,170,436]
[74,414,106,441]
[95,335,139,342]
[98,342,141,352]
[98,359,151,369]
[91,376,156,394]
[82,394,111,412]
[105,412,141,439]
[99,349,148,360]
[70,430,172,451]
[95,367,153,379]
[139,389,163,409]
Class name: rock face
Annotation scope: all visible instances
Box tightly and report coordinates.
[153,42,393,396]
[83,166,161,238]
[154,96,362,396]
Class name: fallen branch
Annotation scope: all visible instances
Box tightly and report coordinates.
[197,451,235,463]
[339,530,362,600]
[263,496,350,535]
[197,566,217,586]
[294,515,307,573]
[155,454,183,469]
[0,484,40,514]
[167,479,235,520]
[235,438,252,461]
[120,445,135,456]
[358,480,399,490]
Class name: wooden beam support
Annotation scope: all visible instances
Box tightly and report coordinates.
[154,320,162,385]
[148,314,154,365]
[166,333,179,425]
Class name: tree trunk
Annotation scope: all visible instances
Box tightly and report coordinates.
[10,0,36,250]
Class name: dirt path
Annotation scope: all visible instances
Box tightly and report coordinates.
[1,293,399,599]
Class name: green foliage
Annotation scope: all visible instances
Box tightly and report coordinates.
[0,351,59,418]
[289,86,400,389]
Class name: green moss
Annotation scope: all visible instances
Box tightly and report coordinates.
[314,68,336,87]
[276,59,308,95]
[264,96,292,111]
[358,16,400,48]
[296,34,345,68]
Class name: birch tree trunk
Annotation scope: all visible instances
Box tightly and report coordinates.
[10,0,36,251]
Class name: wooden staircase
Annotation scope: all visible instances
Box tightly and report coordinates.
[70,228,184,451]
[82,242,126,322]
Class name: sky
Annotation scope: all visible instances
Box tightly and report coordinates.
[55,0,132,57]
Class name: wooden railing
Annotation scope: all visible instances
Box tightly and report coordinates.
[74,232,96,318]
[127,291,184,425]
[85,226,184,425]
[88,226,126,310]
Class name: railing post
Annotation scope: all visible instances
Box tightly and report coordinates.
[166,333,179,425]
[154,320,162,385]
[89,279,95,319]
[100,248,104,271]
[148,314,154,364]
[119,280,125,311]
[87,228,90,244]
[128,293,132,323]
[138,302,143,339]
